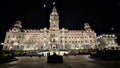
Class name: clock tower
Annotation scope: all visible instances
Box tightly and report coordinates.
[49,6,59,30]
[49,6,60,51]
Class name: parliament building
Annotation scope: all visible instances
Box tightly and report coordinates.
[3,6,98,54]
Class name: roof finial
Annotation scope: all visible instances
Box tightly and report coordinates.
[52,6,57,12]
[14,21,22,28]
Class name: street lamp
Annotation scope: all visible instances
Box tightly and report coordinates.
[1,42,4,45]
[0,42,4,50]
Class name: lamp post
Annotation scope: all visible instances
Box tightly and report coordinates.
[48,42,51,49]
[35,43,38,50]
[0,42,4,50]
[1,42,4,45]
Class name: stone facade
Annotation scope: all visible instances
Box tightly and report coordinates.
[3,6,97,52]
[97,34,118,47]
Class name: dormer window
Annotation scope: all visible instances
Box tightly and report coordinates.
[12,28,19,32]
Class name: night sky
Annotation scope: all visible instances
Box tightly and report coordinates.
[0,0,120,43]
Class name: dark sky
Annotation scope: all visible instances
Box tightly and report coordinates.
[0,0,120,42]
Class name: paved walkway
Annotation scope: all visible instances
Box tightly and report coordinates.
[0,55,120,68]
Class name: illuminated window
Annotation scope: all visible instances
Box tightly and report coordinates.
[7,40,9,43]
[22,46,24,48]
[11,41,14,44]
[27,46,29,48]
[17,46,19,49]
[18,41,20,43]
[19,36,21,38]
[13,35,15,38]
[8,35,10,38]
[5,46,7,49]
[53,25,56,27]
[60,40,62,43]
[90,40,92,42]
[60,31,62,33]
